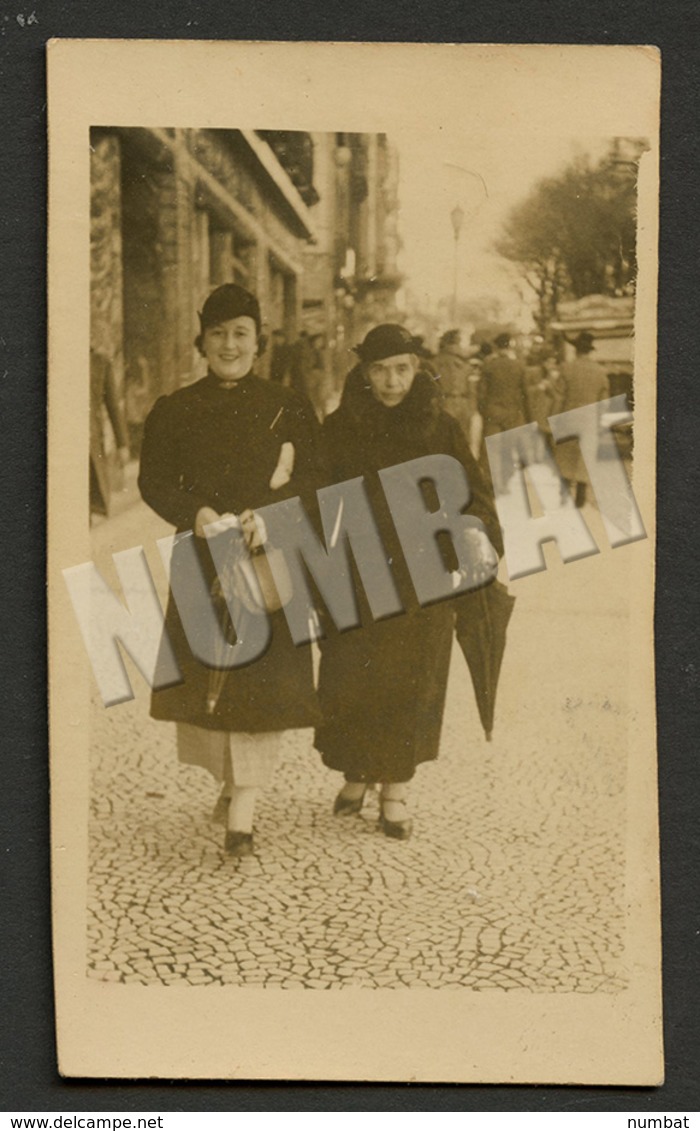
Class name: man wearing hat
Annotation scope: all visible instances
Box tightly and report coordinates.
[554,331,610,507]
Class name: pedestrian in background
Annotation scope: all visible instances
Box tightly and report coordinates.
[90,348,130,519]
[523,346,562,465]
[139,284,322,859]
[268,328,292,384]
[434,329,478,450]
[289,331,330,420]
[305,332,331,420]
[553,331,610,507]
[477,332,529,495]
[463,341,493,460]
[314,323,502,841]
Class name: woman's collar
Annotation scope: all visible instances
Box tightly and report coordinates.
[205,368,254,390]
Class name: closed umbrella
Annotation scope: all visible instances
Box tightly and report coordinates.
[206,527,292,715]
[454,579,515,740]
[206,538,252,716]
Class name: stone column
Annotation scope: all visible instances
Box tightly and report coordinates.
[90,132,124,376]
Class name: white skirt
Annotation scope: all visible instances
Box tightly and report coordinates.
[176,723,281,788]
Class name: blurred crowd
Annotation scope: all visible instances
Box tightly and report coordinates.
[265,323,612,508]
[90,317,612,520]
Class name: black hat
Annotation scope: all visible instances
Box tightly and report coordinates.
[412,334,433,360]
[354,323,421,364]
[199,284,262,337]
[573,330,595,353]
[439,329,463,353]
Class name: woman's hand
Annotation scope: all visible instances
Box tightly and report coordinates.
[194,507,238,538]
[239,508,267,551]
[470,529,499,582]
[453,528,499,590]
[269,441,295,490]
[195,506,266,548]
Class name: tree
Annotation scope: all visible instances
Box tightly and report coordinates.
[494,140,646,333]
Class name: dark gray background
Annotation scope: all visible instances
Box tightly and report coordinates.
[1,0,698,1112]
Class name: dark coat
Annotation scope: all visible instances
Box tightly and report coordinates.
[478,351,529,435]
[553,355,610,483]
[433,348,477,438]
[314,367,503,784]
[138,371,323,733]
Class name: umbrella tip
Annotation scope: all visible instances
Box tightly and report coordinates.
[485,731,493,742]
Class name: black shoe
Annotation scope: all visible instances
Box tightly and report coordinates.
[333,784,368,816]
[224,830,254,858]
[378,801,413,841]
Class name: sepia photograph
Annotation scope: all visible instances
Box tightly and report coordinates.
[48,40,661,1083]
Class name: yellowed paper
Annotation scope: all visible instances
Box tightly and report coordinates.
[48,39,662,1082]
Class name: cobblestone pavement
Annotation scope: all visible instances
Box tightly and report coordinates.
[87,498,631,991]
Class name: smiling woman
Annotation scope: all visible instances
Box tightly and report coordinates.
[138,283,323,859]
[199,317,259,386]
[193,283,262,385]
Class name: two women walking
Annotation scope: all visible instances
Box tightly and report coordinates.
[139,285,502,856]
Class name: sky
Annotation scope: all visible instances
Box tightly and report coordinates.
[394,129,608,330]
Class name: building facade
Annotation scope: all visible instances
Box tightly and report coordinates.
[302,132,402,391]
[90,127,401,511]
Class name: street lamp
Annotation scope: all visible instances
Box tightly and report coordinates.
[450,203,465,324]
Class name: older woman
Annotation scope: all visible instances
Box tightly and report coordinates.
[314,324,503,841]
[139,284,322,858]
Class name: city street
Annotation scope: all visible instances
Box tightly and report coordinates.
[87,491,632,992]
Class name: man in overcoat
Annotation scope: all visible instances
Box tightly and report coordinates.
[553,331,610,507]
[477,333,529,495]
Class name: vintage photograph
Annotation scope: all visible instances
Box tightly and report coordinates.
[49,41,661,1082]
